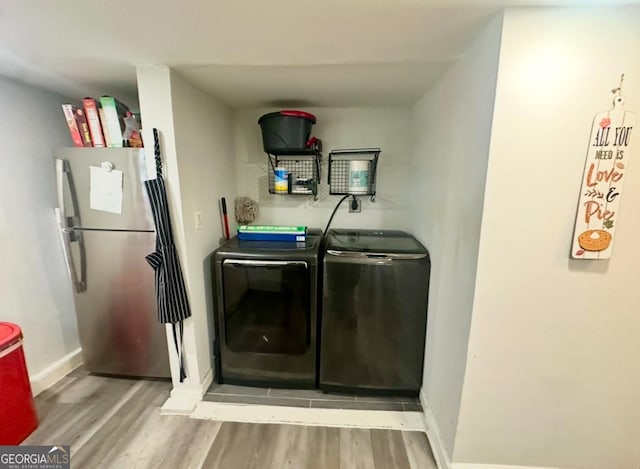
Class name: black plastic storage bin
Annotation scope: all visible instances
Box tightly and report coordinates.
[258,110,317,154]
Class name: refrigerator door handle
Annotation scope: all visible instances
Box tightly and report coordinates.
[56,158,87,293]
[60,230,86,293]
[55,208,72,277]
[55,208,87,293]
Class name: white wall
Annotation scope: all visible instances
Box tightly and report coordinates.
[409,15,503,457]
[454,7,640,468]
[137,66,190,388]
[233,107,411,231]
[137,66,236,398]
[0,76,80,377]
[170,70,236,382]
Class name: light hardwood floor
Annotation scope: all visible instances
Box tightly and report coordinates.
[24,368,437,468]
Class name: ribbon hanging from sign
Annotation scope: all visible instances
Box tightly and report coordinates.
[572,76,636,259]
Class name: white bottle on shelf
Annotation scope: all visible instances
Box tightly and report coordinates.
[348,161,369,194]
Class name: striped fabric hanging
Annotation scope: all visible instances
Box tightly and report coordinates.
[144,128,191,382]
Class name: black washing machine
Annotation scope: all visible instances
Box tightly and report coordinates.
[211,229,322,388]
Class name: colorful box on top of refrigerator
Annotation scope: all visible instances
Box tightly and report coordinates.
[82,98,105,147]
[61,104,83,147]
[99,96,129,147]
[74,107,92,147]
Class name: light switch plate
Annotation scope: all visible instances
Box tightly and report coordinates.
[194,211,203,230]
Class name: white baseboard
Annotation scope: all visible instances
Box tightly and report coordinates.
[30,348,83,396]
[161,389,202,415]
[452,465,562,469]
[161,366,214,415]
[199,367,213,396]
[191,402,426,431]
[421,388,452,469]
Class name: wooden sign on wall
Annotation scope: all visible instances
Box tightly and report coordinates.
[572,78,636,259]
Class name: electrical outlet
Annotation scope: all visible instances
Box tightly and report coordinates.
[194,211,203,230]
[349,198,361,213]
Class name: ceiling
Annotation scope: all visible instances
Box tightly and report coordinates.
[174,62,455,107]
[1,0,638,107]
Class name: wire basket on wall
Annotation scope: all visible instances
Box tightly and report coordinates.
[328,148,381,201]
[267,152,321,200]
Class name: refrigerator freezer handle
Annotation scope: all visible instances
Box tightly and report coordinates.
[55,158,81,228]
[55,159,68,228]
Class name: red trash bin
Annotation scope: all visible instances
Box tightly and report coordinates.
[0,322,38,444]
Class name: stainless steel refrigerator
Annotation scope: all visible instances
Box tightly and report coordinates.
[55,148,170,378]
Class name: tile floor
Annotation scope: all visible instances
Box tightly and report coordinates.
[204,383,423,411]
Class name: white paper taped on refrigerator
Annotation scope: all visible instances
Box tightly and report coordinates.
[89,165,123,214]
